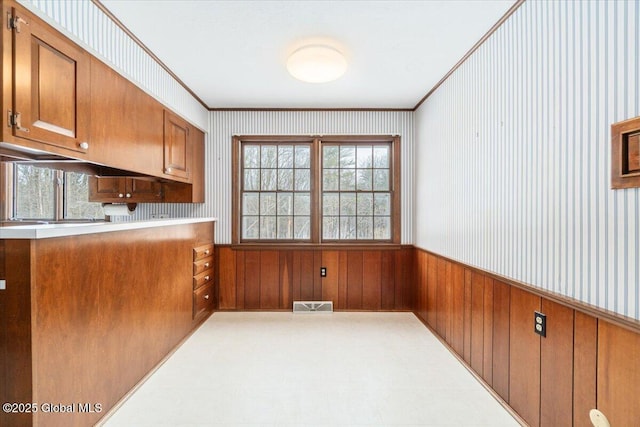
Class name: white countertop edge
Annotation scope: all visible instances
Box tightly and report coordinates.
[0,217,217,239]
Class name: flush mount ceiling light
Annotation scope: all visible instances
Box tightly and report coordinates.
[286,44,347,83]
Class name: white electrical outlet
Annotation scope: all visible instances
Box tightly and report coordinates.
[589,409,610,427]
[0,279,6,290]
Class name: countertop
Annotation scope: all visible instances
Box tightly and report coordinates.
[0,217,217,239]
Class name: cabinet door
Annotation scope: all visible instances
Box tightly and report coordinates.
[163,127,204,203]
[11,7,90,153]
[128,179,162,202]
[163,110,191,181]
[89,177,162,203]
[88,177,127,202]
[90,57,164,176]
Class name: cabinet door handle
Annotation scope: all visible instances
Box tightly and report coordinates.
[204,262,210,268]
[204,294,210,300]
[125,193,132,198]
[204,250,210,255]
[79,141,89,150]
[118,193,124,198]
[204,275,210,281]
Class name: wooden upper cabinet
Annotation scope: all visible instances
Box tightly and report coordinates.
[1,1,204,198]
[10,6,90,153]
[129,179,163,202]
[88,177,162,203]
[89,176,127,200]
[163,126,205,203]
[89,57,164,176]
[163,110,192,181]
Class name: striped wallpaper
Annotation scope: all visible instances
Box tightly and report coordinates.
[208,111,414,244]
[135,111,415,244]
[19,0,639,319]
[415,0,640,319]
[18,0,208,129]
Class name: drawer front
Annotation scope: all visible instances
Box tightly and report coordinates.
[193,256,213,275]
[193,269,213,290]
[193,283,213,319]
[193,244,214,261]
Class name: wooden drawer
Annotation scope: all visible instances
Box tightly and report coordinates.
[193,282,213,319]
[193,244,214,261]
[193,269,213,290]
[193,256,213,275]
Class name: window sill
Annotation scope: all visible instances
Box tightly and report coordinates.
[231,242,406,251]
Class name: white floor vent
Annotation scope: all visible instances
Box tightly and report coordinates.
[293,301,333,313]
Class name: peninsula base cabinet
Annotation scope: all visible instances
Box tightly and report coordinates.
[0,220,215,427]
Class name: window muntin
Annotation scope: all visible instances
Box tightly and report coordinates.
[14,164,56,220]
[12,164,104,221]
[235,136,399,245]
[64,171,105,220]
[241,143,312,240]
[321,143,391,240]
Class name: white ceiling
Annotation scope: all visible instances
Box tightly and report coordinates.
[100,0,517,109]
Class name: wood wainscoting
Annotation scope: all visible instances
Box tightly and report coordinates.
[414,247,640,427]
[216,246,415,311]
[217,244,640,426]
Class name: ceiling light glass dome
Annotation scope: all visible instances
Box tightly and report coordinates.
[286,44,347,83]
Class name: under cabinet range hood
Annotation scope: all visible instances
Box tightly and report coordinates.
[0,140,75,162]
[0,142,152,178]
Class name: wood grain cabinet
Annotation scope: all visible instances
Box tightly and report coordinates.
[88,177,163,203]
[3,2,91,155]
[163,110,192,181]
[162,126,205,203]
[0,221,215,427]
[1,1,206,201]
[89,57,164,176]
[192,243,214,320]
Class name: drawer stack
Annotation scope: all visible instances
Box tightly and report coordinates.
[192,243,214,320]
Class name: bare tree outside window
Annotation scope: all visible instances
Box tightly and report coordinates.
[234,135,400,245]
[12,164,104,221]
[242,143,312,240]
[15,164,55,219]
[322,144,391,240]
[64,171,105,219]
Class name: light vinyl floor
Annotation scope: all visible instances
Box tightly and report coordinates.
[102,312,520,426]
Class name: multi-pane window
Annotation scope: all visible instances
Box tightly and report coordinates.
[11,164,104,221]
[234,135,400,244]
[242,143,312,240]
[321,144,391,240]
